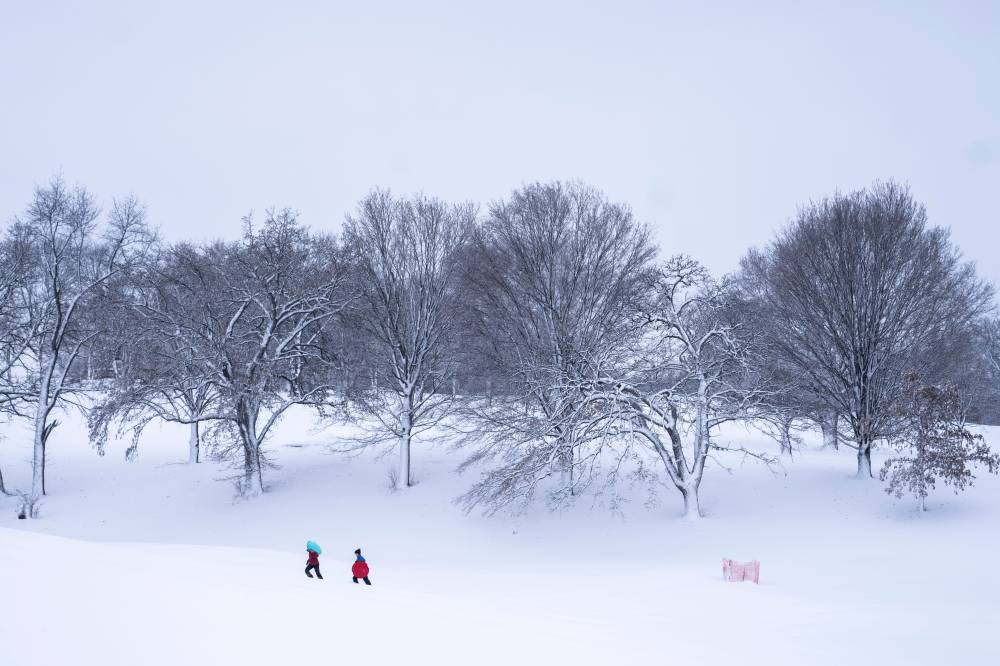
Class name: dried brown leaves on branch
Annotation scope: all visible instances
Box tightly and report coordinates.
[881,377,999,511]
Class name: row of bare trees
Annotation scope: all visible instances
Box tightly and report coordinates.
[1,177,997,518]
[454,185,775,518]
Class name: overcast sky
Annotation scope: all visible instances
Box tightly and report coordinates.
[2,1,998,283]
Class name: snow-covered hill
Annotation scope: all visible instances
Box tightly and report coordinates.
[1,409,998,665]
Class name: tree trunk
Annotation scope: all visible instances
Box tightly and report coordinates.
[919,494,926,512]
[396,388,418,489]
[241,440,263,497]
[857,441,873,478]
[680,482,702,520]
[690,377,712,487]
[821,410,839,450]
[398,407,412,489]
[236,403,264,497]
[567,446,574,496]
[652,427,704,520]
[780,419,793,458]
[0,460,8,496]
[29,354,59,512]
[557,440,575,496]
[188,421,200,464]
[398,431,411,489]
[30,402,48,507]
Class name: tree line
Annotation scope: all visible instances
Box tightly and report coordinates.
[1,177,997,519]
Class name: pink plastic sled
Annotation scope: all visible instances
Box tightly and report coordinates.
[722,558,760,584]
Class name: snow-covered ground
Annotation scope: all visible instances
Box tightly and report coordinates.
[1,408,998,665]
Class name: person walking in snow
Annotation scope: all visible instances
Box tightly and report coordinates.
[305,541,323,579]
[352,548,372,585]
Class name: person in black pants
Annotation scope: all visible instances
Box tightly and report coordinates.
[352,548,372,585]
[305,546,323,579]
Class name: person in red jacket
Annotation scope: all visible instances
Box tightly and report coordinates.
[305,546,323,579]
[352,548,372,585]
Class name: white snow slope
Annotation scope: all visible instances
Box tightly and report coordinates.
[1,408,998,665]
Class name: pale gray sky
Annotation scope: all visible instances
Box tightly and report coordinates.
[2,1,998,283]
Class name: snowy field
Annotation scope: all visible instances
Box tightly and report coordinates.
[2,408,998,665]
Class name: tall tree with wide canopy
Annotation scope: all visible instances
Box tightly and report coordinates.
[743,182,991,477]
[458,181,655,509]
[134,211,354,496]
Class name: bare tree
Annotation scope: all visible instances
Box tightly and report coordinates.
[3,178,152,517]
[743,182,991,477]
[755,410,803,458]
[628,257,777,516]
[952,317,1000,426]
[757,363,839,454]
[134,211,354,496]
[984,319,1000,377]
[460,255,774,519]
[0,222,47,500]
[457,182,655,509]
[343,190,475,488]
[0,225,36,495]
[88,294,221,464]
[597,257,775,517]
[740,259,844,453]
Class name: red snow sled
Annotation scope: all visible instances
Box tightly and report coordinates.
[352,560,370,579]
[722,558,759,584]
